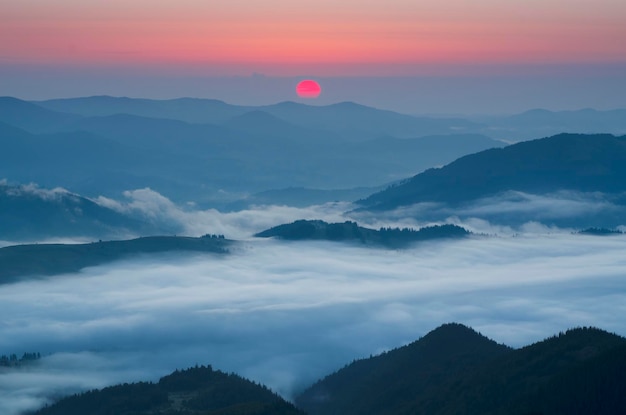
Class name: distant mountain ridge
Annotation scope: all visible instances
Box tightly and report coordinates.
[484,107,626,140]
[33,95,240,124]
[34,96,626,141]
[1,96,504,204]
[35,96,481,139]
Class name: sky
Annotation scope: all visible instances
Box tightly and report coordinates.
[1,0,626,113]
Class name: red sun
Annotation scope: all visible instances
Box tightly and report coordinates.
[296,80,322,98]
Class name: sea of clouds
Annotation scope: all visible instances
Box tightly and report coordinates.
[1,222,626,414]
[1,187,626,414]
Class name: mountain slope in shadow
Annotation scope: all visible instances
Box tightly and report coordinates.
[32,365,305,415]
[354,133,626,227]
[296,324,626,415]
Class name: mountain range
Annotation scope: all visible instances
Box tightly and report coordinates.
[478,108,626,140]
[361,133,626,208]
[30,97,626,141]
[3,131,626,240]
[0,96,507,204]
[5,96,626,209]
[29,323,626,415]
[32,96,480,140]
[358,133,626,227]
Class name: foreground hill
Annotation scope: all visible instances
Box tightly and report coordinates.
[360,133,626,209]
[0,235,230,284]
[32,365,304,415]
[22,324,626,415]
[296,324,626,415]
[255,220,470,247]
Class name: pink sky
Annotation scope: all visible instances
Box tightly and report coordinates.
[2,0,625,76]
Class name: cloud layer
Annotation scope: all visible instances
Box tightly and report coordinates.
[88,188,626,243]
[94,188,353,240]
[1,232,626,414]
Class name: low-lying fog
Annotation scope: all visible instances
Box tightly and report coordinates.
[2,201,626,414]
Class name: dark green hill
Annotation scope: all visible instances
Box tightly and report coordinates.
[577,227,624,235]
[0,235,230,284]
[416,327,626,415]
[295,325,626,415]
[31,365,304,415]
[255,220,470,247]
[296,323,512,415]
[360,133,626,210]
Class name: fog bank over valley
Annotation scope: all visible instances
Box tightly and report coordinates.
[1,230,625,414]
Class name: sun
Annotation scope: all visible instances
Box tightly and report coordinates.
[296,80,322,98]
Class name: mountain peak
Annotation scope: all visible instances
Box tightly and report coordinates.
[296,322,510,415]
[422,322,494,344]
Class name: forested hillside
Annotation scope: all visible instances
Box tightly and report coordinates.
[32,365,305,415]
[296,324,626,415]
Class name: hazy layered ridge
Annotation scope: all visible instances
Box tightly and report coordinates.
[0,96,505,204]
[1,234,625,414]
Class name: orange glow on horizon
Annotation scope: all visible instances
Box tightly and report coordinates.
[1,1,625,76]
